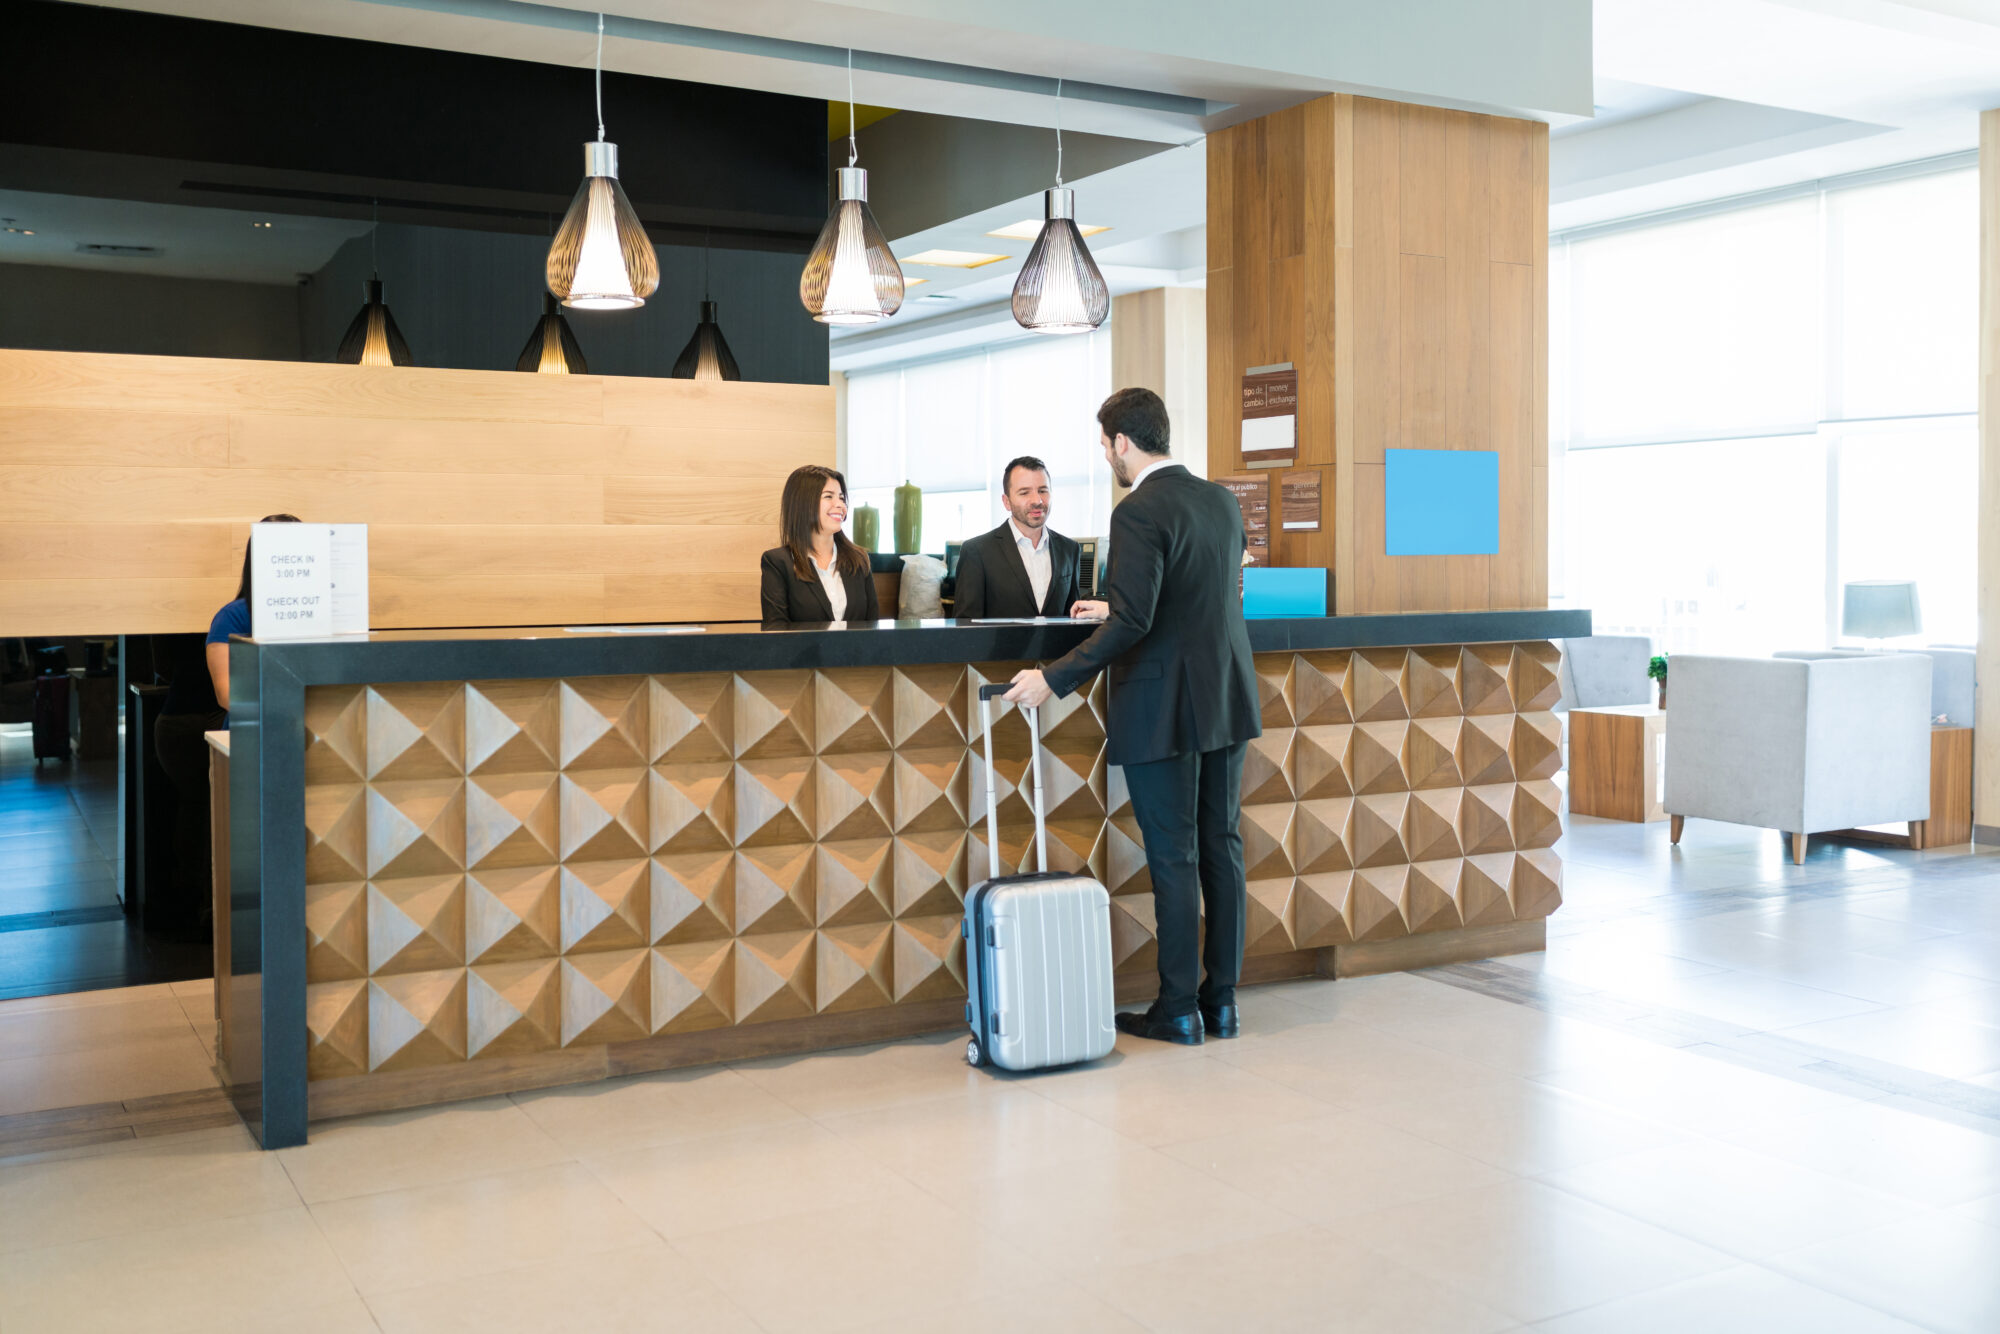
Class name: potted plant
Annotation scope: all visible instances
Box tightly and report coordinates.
[1649,654,1668,709]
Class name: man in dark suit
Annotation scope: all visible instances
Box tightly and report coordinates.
[952,456,1084,620]
[1003,388,1261,1045]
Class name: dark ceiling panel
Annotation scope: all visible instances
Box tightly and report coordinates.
[2,0,827,246]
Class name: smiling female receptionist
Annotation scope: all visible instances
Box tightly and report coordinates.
[758,464,880,626]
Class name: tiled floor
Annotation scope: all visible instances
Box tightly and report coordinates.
[0,726,211,1000]
[3,813,2000,1332]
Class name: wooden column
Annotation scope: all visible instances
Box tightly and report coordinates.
[1978,109,2000,839]
[1207,95,1549,613]
[1110,288,1209,478]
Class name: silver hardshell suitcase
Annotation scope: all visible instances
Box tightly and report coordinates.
[962,684,1117,1071]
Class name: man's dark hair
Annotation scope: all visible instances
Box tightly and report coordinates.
[1001,455,1049,494]
[1097,387,1171,456]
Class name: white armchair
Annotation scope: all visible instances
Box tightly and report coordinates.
[1664,653,1931,864]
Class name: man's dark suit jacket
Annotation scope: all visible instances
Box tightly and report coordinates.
[953,521,1083,620]
[1041,464,1261,767]
[758,547,881,625]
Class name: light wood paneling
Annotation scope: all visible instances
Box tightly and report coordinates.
[0,349,833,634]
[0,407,230,467]
[1208,94,1549,616]
[1977,110,2000,832]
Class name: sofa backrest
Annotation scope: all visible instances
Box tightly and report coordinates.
[1557,635,1653,713]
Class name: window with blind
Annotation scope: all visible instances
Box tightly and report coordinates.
[843,332,1113,552]
[1551,163,1977,657]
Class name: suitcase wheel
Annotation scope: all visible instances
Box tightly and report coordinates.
[965,1037,984,1068]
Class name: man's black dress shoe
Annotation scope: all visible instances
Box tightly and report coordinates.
[1200,1004,1240,1039]
[1113,1008,1203,1046]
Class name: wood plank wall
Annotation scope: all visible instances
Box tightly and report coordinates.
[0,350,833,635]
[1207,95,1549,614]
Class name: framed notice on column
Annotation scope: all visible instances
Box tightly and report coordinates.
[1218,473,1272,567]
[1240,363,1298,469]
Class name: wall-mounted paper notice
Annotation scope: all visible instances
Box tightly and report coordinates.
[1240,363,1298,469]
[250,522,331,640]
[249,522,369,640]
[327,524,369,635]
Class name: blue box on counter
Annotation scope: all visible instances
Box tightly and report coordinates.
[1243,567,1327,618]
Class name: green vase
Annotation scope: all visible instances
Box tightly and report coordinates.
[893,480,922,554]
[852,504,879,553]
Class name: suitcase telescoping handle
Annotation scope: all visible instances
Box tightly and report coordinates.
[977,683,1048,880]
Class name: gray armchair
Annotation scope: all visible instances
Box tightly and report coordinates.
[1557,635,1653,713]
[1664,653,1931,863]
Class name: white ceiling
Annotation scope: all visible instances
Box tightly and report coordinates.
[1554,0,2000,228]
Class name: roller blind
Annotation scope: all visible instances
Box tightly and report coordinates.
[1567,195,1819,448]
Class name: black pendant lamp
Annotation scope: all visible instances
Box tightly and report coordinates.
[335,204,414,366]
[1011,79,1109,335]
[516,293,589,374]
[672,235,741,380]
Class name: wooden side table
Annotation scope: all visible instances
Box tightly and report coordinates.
[1568,704,1666,822]
[1915,725,1974,848]
[1832,725,1972,850]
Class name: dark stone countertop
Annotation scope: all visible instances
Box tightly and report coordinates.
[230,609,1591,687]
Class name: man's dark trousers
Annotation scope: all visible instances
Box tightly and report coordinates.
[1121,740,1250,1017]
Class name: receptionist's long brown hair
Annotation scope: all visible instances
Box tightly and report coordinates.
[778,465,869,581]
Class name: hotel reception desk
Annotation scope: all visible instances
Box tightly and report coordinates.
[224,609,1588,1146]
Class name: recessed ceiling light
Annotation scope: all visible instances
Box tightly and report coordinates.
[252,221,273,229]
[1,218,32,236]
[900,249,1010,269]
[986,219,1110,240]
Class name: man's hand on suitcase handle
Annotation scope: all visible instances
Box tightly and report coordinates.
[1002,670,1052,707]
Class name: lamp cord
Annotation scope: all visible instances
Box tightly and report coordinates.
[595,13,606,142]
[846,48,857,169]
[1055,77,1064,186]
[370,198,378,279]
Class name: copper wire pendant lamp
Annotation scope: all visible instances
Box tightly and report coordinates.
[516,293,589,374]
[799,49,903,325]
[546,13,659,310]
[1011,78,1109,334]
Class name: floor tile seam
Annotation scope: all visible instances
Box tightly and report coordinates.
[347,1235,672,1312]
[0,1201,319,1275]
[1314,1210,1647,1329]
[656,1232,920,1334]
[1433,961,2000,1136]
[1522,1156,1933,1271]
[1754,1229,1994,1333]
[0,1178,315,1261]
[282,1132,586,1209]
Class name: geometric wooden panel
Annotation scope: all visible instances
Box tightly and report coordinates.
[1510,712,1563,783]
[299,641,1567,1081]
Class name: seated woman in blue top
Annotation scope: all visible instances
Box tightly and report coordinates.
[151,513,299,942]
[202,512,299,708]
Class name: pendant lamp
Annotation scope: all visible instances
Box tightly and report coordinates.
[799,50,903,325]
[546,13,659,310]
[673,235,741,380]
[1011,79,1109,334]
[335,206,414,366]
[516,293,588,374]
[671,301,740,379]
